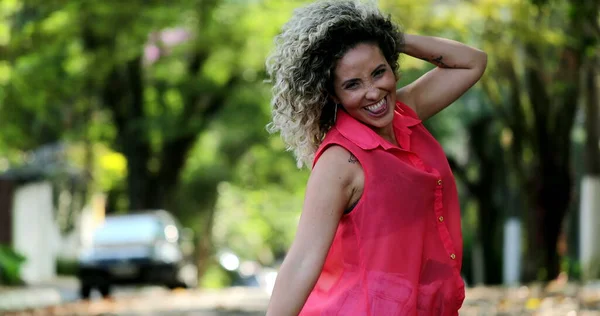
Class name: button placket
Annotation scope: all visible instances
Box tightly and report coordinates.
[404,151,458,266]
[430,167,458,265]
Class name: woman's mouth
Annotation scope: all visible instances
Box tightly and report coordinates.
[363,98,388,117]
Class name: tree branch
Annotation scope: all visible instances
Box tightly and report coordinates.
[185,74,243,135]
[180,50,211,120]
[152,74,244,206]
[504,59,531,183]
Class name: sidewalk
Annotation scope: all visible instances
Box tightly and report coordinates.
[460,280,600,315]
[0,276,79,312]
[0,285,271,315]
[1,278,599,315]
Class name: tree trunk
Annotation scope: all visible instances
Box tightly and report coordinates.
[119,57,156,210]
[448,115,504,285]
[537,166,572,280]
[522,124,575,282]
[522,42,580,282]
[171,175,224,281]
[196,205,218,281]
[124,136,153,210]
[147,134,198,210]
[470,118,504,285]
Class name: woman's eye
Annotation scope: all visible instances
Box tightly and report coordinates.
[374,69,386,77]
[345,82,359,90]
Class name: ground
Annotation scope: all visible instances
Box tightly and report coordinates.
[1,278,600,315]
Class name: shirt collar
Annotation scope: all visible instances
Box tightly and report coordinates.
[334,101,421,151]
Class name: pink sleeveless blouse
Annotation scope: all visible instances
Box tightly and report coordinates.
[300,101,465,316]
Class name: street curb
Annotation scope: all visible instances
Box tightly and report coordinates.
[0,288,65,312]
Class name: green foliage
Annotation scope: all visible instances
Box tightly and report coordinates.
[200,260,234,289]
[213,180,305,266]
[0,246,26,285]
[56,257,78,276]
[0,0,593,285]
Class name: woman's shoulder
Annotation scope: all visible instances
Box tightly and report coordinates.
[312,144,363,190]
[314,144,354,169]
[313,128,347,163]
[313,145,362,172]
[318,144,354,162]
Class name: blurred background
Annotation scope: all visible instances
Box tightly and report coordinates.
[0,0,598,314]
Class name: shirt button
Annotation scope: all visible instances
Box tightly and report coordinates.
[438,216,444,222]
[437,179,443,186]
[450,253,456,260]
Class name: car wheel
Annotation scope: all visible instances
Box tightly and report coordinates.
[167,283,181,290]
[80,284,92,299]
[99,284,112,298]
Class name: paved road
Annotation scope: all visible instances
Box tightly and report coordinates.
[3,280,600,315]
[3,286,270,316]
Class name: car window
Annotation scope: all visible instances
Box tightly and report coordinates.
[93,215,163,245]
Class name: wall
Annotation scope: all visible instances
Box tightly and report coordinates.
[12,181,58,284]
[580,176,600,279]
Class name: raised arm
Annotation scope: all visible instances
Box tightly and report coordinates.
[266,146,360,316]
[396,34,488,121]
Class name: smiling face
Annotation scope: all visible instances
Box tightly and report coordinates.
[332,43,398,133]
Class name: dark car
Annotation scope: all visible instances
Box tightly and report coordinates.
[77,210,197,299]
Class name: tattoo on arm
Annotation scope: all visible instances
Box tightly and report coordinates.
[348,154,358,164]
[421,55,455,69]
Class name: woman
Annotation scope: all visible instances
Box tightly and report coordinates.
[265,1,487,315]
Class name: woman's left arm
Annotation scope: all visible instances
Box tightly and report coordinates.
[396,34,488,121]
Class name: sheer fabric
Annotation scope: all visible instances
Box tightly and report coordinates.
[300,102,464,316]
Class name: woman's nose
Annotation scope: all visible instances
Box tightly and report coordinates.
[365,85,380,100]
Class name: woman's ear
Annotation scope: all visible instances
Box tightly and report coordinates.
[330,95,341,105]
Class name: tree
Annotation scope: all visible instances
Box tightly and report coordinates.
[383,0,598,282]
[3,0,297,208]
[476,0,598,281]
[382,0,509,285]
[1,0,309,276]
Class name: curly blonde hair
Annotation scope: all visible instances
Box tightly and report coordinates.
[266,0,404,168]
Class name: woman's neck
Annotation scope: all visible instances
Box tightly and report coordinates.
[373,124,398,147]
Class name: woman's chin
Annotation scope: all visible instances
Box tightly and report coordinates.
[363,108,394,128]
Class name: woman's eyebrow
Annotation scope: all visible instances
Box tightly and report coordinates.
[341,78,360,87]
[371,64,386,75]
[340,64,386,87]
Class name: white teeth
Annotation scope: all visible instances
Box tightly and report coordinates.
[365,98,385,112]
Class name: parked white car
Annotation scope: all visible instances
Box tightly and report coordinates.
[77,210,197,299]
